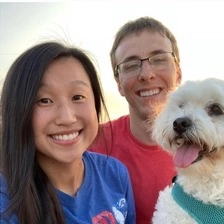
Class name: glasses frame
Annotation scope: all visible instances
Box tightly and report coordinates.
[115,52,177,76]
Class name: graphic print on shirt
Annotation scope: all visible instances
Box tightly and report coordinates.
[92,198,127,224]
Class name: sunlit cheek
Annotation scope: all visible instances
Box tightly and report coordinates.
[117,76,127,96]
[31,108,40,137]
[31,122,46,156]
[35,139,46,155]
[31,107,50,146]
[83,105,99,142]
[161,69,179,91]
[119,76,135,94]
[90,112,99,140]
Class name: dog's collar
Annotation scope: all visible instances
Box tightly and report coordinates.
[172,182,224,224]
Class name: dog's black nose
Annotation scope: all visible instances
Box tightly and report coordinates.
[173,117,192,134]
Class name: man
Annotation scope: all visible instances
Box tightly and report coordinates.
[90,17,182,223]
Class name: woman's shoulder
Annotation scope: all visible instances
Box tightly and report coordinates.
[84,151,128,171]
[0,173,11,216]
[0,174,19,223]
[0,173,8,194]
[84,151,130,187]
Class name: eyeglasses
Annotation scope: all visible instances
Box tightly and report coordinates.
[115,52,177,76]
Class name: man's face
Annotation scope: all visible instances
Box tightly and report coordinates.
[115,30,181,119]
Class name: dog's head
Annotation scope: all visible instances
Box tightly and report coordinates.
[153,78,224,169]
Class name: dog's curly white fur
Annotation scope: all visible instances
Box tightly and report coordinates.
[152,78,224,223]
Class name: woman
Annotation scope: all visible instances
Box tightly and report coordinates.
[0,42,135,224]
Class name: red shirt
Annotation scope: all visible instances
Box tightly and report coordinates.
[89,115,176,224]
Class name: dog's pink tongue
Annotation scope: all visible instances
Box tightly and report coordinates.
[174,145,200,168]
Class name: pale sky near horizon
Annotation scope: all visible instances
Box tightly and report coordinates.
[1,0,224,119]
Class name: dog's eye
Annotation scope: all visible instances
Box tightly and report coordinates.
[179,103,184,108]
[207,104,223,116]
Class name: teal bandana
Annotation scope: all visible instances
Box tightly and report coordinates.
[171,182,224,224]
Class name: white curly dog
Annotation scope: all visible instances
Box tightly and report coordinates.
[152,78,224,224]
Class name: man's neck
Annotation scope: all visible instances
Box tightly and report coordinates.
[129,113,157,146]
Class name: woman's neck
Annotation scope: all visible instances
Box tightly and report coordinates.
[40,158,85,196]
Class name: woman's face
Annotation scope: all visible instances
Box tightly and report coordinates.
[32,57,98,165]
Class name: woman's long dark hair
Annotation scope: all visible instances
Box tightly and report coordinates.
[0,41,109,223]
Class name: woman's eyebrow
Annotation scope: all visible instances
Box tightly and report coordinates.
[39,79,90,88]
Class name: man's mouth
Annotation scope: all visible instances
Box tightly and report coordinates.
[139,88,160,97]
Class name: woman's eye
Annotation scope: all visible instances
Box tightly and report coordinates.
[37,98,52,104]
[72,95,84,101]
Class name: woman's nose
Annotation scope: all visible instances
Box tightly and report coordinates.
[55,103,77,125]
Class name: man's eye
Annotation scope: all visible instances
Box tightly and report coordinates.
[151,57,167,64]
[122,61,140,71]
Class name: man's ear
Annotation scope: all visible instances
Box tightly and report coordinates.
[176,66,182,85]
[117,79,125,96]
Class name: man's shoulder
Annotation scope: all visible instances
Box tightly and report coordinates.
[103,115,129,129]
[89,115,130,153]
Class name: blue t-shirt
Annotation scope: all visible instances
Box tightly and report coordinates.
[0,151,136,223]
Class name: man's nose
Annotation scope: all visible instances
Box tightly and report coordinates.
[138,60,156,81]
